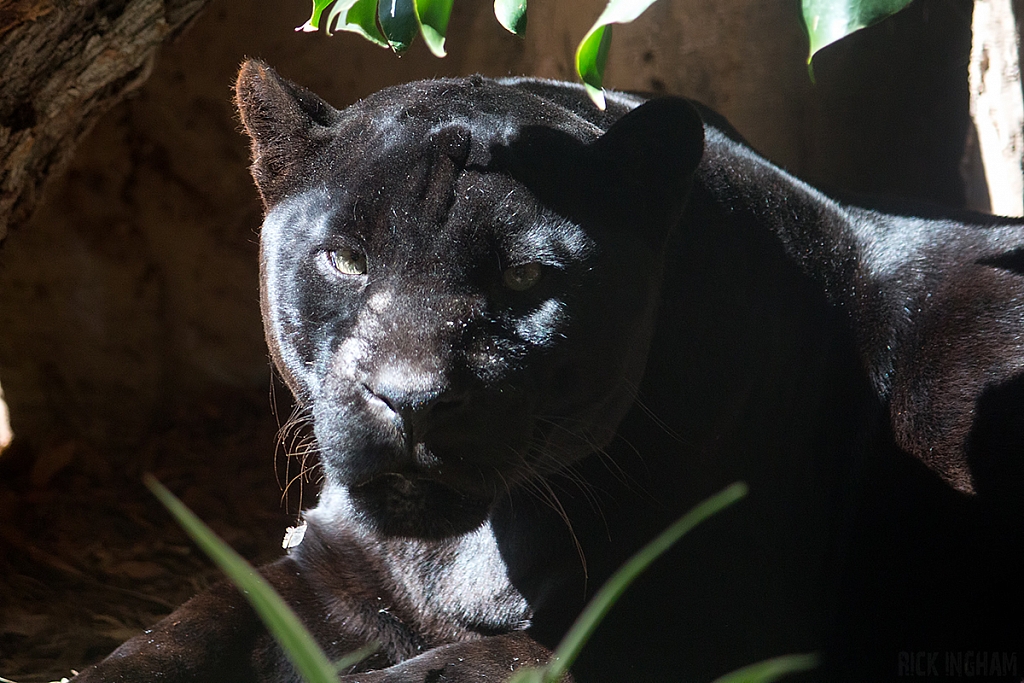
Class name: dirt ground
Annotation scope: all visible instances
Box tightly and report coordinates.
[0,390,316,682]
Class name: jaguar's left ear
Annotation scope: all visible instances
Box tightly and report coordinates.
[589,97,705,236]
[235,59,340,208]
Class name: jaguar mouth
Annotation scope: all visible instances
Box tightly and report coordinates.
[348,472,494,539]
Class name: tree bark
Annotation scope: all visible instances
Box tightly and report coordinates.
[0,377,11,452]
[968,0,1024,216]
[0,0,209,243]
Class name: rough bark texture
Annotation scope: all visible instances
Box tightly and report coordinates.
[0,0,209,242]
[969,0,1024,216]
[0,378,11,450]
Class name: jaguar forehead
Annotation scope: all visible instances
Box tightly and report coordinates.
[345,78,605,167]
[338,125,474,233]
[417,129,469,227]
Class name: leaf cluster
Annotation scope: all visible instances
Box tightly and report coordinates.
[298,0,914,108]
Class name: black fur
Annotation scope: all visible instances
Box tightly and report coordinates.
[73,62,1024,683]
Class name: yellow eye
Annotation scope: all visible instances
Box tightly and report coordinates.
[502,262,543,291]
[329,248,367,276]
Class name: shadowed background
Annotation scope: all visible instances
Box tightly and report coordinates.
[0,0,978,678]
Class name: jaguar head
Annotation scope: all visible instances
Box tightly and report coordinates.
[236,61,704,538]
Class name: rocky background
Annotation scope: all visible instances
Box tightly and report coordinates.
[0,0,976,678]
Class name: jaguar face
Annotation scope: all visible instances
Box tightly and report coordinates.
[239,65,704,538]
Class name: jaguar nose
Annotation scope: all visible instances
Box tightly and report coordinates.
[364,370,463,437]
[371,383,441,419]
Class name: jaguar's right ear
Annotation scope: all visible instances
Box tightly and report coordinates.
[496,97,704,248]
[235,59,339,208]
[588,97,704,243]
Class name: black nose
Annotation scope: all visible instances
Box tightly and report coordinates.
[373,383,441,417]
[365,371,463,437]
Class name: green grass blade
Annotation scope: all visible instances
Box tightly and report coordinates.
[329,0,389,46]
[414,0,454,57]
[711,653,821,683]
[507,668,547,683]
[574,0,662,108]
[494,0,527,36]
[510,481,749,683]
[378,0,419,52]
[144,474,342,683]
[802,0,912,62]
[333,642,381,673]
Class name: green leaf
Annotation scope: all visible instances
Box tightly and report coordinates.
[144,475,354,683]
[802,0,913,62]
[575,24,613,109]
[575,0,661,109]
[510,482,749,683]
[328,0,389,47]
[710,653,821,683]
[494,0,527,36]
[297,0,335,32]
[378,0,419,52]
[414,0,454,57]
